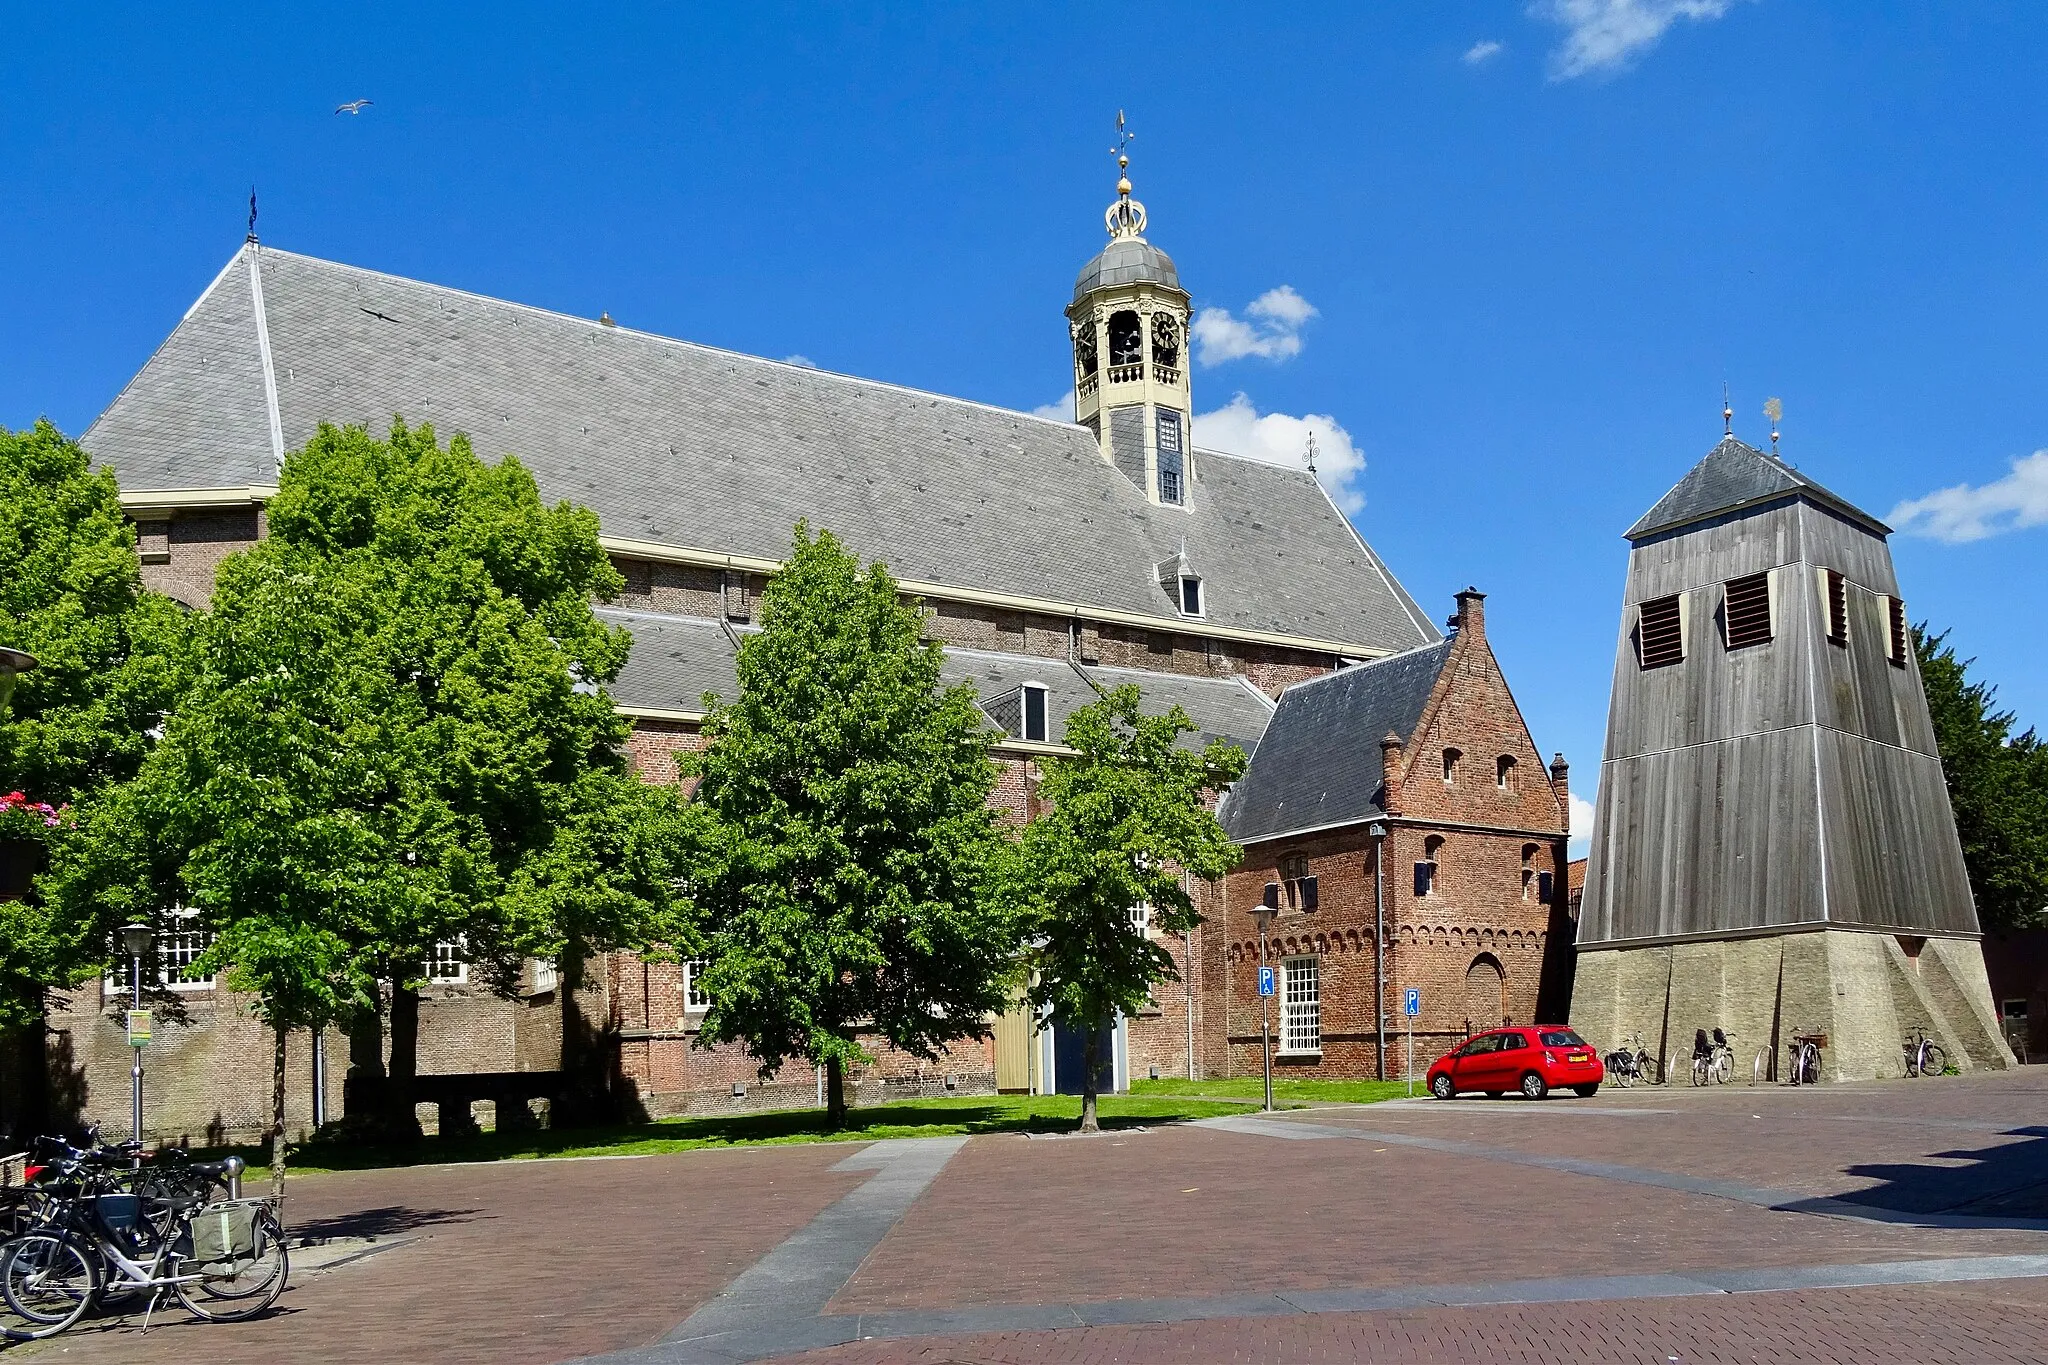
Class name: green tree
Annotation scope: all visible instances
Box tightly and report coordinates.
[1009,686,1246,1132]
[1918,626,2048,931]
[685,526,1017,1124]
[0,421,190,1142]
[47,421,692,1145]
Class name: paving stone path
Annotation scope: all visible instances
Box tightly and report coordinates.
[12,1070,2048,1364]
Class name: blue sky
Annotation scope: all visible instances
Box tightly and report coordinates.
[7,2,2047,848]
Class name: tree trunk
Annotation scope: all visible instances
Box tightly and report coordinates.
[384,982,422,1142]
[825,1055,846,1127]
[270,1025,288,1198]
[1078,1026,1100,1133]
[343,993,385,1129]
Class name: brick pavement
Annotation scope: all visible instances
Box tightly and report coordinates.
[780,1277,2048,1364]
[11,1070,2048,1365]
[9,1145,861,1365]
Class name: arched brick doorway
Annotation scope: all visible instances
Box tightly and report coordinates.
[1464,953,1505,1034]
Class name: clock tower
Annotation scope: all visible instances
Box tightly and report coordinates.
[1065,125,1195,508]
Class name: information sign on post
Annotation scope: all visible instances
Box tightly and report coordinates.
[1258,966,1276,997]
[126,1009,151,1049]
[1402,989,1419,1096]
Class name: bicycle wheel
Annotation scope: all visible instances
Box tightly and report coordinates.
[1798,1046,1821,1086]
[1923,1044,1947,1077]
[1690,1057,1707,1087]
[176,1210,288,1321]
[1,1232,98,1338]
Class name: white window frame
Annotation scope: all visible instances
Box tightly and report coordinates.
[1128,901,1152,936]
[531,958,559,994]
[683,959,712,1012]
[427,939,469,985]
[106,908,216,994]
[1020,682,1050,743]
[1279,955,1321,1056]
[1177,574,1204,618]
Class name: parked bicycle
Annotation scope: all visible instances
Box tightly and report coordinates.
[1903,1028,1948,1078]
[1785,1031,1825,1086]
[1,1131,286,1339]
[1688,1028,1736,1086]
[1604,1032,1657,1087]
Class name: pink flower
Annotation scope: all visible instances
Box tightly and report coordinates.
[43,817,58,827]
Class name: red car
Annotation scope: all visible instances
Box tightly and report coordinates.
[1426,1026,1604,1100]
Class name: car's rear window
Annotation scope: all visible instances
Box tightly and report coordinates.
[1540,1030,1587,1048]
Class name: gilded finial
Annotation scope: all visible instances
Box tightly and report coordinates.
[1722,382,1733,436]
[1105,109,1148,240]
[1764,397,1782,455]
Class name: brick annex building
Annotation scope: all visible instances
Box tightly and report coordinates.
[33,163,1572,1142]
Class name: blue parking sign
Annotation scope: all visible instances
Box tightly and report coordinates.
[1403,987,1421,1017]
[1258,966,1276,997]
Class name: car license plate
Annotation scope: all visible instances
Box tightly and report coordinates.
[1568,1053,1591,1063]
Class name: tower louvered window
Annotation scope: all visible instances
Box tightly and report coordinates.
[1886,596,1909,667]
[1637,594,1684,669]
[1722,572,1773,649]
[1824,569,1848,645]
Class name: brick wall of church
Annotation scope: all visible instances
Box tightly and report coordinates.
[135,509,262,609]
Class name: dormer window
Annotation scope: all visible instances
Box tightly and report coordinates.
[1020,682,1049,743]
[1178,574,1203,617]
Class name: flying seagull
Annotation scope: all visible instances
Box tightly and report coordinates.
[334,99,373,115]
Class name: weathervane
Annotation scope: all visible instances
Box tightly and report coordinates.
[247,187,259,244]
[1105,109,1147,240]
[1764,397,1782,455]
[1304,431,1320,474]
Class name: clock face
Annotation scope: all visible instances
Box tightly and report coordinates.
[1151,313,1181,364]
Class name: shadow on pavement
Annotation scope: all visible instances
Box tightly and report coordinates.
[1830,1129,2048,1222]
[286,1204,487,1240]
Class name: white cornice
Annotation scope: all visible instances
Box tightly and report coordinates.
[120,486,278,515]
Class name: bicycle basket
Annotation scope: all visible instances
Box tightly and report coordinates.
[187,1199,262,1269]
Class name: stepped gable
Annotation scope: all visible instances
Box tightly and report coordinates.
[84,245,1435,655]
[1218,638,1453,843]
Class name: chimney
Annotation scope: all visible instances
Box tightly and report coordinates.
[1454,587,1486,639]
[1549,752,1570,832]
[1380,731,1406,816]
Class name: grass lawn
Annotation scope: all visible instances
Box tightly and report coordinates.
[259,1092,1254,1174]
[1131,1076,1414,1106]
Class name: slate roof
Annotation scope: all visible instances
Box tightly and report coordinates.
[596,607,1274,753]
[1626,436,1889,542]
[1072,238,1183,302]
[1218,639,1454,843]
[83,245,1434,655]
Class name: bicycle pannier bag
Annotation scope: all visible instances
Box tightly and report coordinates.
[190,1200,260,1270]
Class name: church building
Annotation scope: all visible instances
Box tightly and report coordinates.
[57,154,1574,1141]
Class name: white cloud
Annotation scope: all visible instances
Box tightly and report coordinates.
[1194,393,1365,514]
[1191,286,1319,365]
[1569,793,1596,842]
[1463,39,1506,65]
[1031,390,1076,422]
[1888,450,2048,544]
[782,353,817,368]
[1531,0,1739,81]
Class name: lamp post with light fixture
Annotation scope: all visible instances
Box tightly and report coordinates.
[119,921,155,1143]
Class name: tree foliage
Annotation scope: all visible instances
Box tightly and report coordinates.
[45,421,694,1134]
[0,420,191,1030]
[1008,686,1246,1130]
[1918,625,2048,932]
[684,526,1017,1122]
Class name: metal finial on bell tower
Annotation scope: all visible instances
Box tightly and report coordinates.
[1764,396,1782,455]
[247,187,259,244]
[1304,431,1320,474]
[1722,382,1733,436]
[1104,110,1148,240]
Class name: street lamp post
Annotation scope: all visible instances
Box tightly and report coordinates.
[1250,902,1276,1112]
[118,922,155,1144]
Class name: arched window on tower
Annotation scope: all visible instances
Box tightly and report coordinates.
[1107,311,1143,377]
[1497,755,1517,791]
[1442,748,1462,784]
[1416,834,1445,897]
